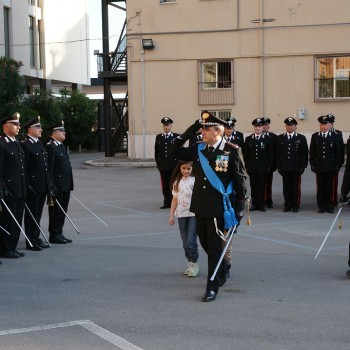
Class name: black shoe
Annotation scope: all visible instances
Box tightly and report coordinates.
[346,270,350,278]
[318,209,325,213]
[250,206,257,211]
[3,251,20,259]
[160,205,170,209]
[0,261,2,265]
[292,208,299,212]
[283,208,291,212]
[326,208,334,213]
[260,206,266,212]
[38,242,50,249]
[266,204,273,208]
[13,250,25,257]
[202,290,217,302]
[218,276,227,287]
[60,235,72,243]
[49,237,67,244]
[26,245,42,251]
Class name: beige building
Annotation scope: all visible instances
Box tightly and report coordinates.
[126,0,350,159]
[0,0,90,93]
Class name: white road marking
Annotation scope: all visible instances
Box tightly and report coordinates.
[0,320,143,350]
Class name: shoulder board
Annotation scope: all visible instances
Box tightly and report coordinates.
[4,137,10,143]
[226,141,239,149]
[29,138,34,144]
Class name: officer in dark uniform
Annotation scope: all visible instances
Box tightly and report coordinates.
[224,117,244,148]
[339,137,350,278]
[310,115,343,213]
[327,114,344,207]
[171,111,247,302]
[244,118,273,211]
[46,121,73,244]
[276,117,308,212]
[0,112,27,259]
[21,117,51,250]
[262,117,277,208]
[154,117,179,209]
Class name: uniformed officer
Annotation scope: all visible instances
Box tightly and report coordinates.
[170,111,247,302]
[154,117,179,209]
[21,117,51,250]
[224,117,244,148]
[339,137,350,278]
[244,118,273,211]
[46,121,73,244]
[276,117,308,212]
[0,112,27,259]
[262,117,277,208]
[310,115,343,213]
[327,114,344,207]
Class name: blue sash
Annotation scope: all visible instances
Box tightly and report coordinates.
[198,143,237,229]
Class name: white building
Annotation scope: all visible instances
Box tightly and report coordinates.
[0,0,90,93]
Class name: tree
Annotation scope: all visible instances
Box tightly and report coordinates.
[0,57,26,118]
[58,88,98,150]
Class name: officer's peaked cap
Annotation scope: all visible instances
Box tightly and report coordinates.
[1,112,20,125]
[284,117,298,125]
[48,120,65,132]
[23,116,42,129]
[252,118,264,126]
[201,111,226,127]
[161,117,173,125]
[317,115,332,124]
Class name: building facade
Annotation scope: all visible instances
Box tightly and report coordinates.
[0,0,90,94]
[126,0,350,159]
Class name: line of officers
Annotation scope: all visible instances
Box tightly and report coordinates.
[155,113,348,215]
[0,113,74,265]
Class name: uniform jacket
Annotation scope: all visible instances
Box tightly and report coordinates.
[309,131,343,173]
[171,137,248,218]
[244,134,273,174]
[264,131,278,171]
[0,134,27,198]
[224,130,244,149]
[276,133,308,172]
[45,138,73,192]
[331,128,345,165]
[21,137,51,193]
[340,138,350,195]
[154,132,179,171]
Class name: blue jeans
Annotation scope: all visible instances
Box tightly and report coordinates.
[178,216,198,263]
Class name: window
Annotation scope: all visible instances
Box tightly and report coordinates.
[3,7,10,58]
[198,60,234,105]
[203,110,232,121]
[316,55,350,100]
[37,20,42,69]
[29,16,35,67]
[202,61,232,89]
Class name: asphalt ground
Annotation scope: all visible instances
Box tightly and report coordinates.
[0,152,349,350]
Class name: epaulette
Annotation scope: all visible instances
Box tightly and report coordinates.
[226,141,239,149]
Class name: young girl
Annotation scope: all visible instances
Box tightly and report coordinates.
[169,160,199,277]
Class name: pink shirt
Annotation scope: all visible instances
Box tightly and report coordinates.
[172,176,195,218]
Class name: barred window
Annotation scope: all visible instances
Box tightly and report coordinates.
[316,55,350,100]
[201,61,232,89]
[160,0,177,3]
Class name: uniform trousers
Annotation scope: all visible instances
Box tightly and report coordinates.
[158,169,173,207]
[195,214,227,293]
[48,191,70,239]
[0,196,25,253]
[348,243,350,268]
[316,172,334,210]
[281,171,301,209]
[332,171,339,207]
[264,172,274,206]
[249,172,267,209]
[24,191,47,247]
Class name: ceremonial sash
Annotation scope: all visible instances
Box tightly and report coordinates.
[198,143,237,230]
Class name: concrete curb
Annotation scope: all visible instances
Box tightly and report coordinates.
[84,159,156,167]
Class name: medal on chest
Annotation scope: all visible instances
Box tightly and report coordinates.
[215,154,229,172]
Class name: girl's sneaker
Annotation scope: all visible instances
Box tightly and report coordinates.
[188,262,199,277]
[184,262,191,275]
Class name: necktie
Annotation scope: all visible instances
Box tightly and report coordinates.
[288,134,292,140]
[256,136,259,141]
[208,146,214,154]
[322,133,326,138]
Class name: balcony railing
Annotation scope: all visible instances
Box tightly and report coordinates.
[198,82,234,105]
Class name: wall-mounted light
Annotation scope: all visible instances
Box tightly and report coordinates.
[142,39,154,50]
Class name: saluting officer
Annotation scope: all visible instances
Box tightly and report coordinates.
[327,114,344,207]
[154,117,179,209]
[262,117,277,208]
[21,117,51,251]
[0,113,27,259]
[244,118,273,212]
[310,115,343,213]
[46,121,73,244]
[170,111,247,302]
[276,117,308,212]
[224,117,244,148]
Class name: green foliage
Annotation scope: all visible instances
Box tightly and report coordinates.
[0,57,26,118]
[58,88,98,150]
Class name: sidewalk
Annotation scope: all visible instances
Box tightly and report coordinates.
[83,152,156,167]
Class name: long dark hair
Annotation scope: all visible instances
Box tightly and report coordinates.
[170,160,194,192]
